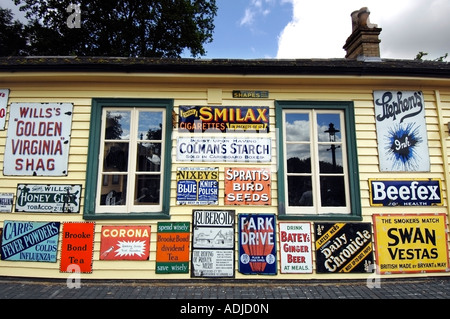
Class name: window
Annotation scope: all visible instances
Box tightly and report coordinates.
[84,99,173,219]
[276,101,361,220]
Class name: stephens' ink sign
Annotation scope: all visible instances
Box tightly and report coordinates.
[4,102,73,176]
[373,91,429,171]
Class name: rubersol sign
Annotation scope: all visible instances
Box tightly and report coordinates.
[315,222,374,273]
[178,105,269,133]
[369,179,443,206]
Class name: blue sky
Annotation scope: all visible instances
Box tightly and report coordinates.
[2,0,450,61]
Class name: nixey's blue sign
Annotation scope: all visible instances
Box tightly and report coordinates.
[369,179,442,206]
[1,220,60,262]
[178,105,269,133]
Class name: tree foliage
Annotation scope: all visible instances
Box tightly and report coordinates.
[0,8,27,55]
[6,0,217,57]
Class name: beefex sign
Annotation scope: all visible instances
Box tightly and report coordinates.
[369,179,442,206]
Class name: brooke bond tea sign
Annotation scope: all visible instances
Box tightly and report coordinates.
[60,222,95,273]
[373,91,429,171]
[373,214,449,274]
[156,222,190,274]
[178,105,269,133]
[4,102,73,176]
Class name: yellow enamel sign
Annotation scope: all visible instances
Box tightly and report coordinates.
[373,214,449,274]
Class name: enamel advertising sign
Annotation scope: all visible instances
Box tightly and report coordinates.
[0,89,9,130]
[373,91,429,171]
[4,102,74,176]
[279,222,313,273]
[177,137,271,162]
[224,167,271,205]
[15,184,82,213]
[100,226,151,260]
[238,214,277,275]
[156,222,190,274]
[373,214,449,274]
[178,105,269,133]
[191,210,235,278]
[0,193,14,212]
[1,220,60,262]
[60,222,95,273]
[176,167,219,205]
[315,222,374,273]
[369,179,443,206]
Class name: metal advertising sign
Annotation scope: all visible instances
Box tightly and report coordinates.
[0,89,9,130]
[15,184,82,213]
[156,222,190,274]
[4,102,74,176]
[176,167,219,205]
[60,222,95,273]
[0,193,14,212]
[177,137,271,162]
[279,222,313,273]
[178,105,269,133]
[100,226,151,260]
[315,222,374,273]
[191,210,235,278]
[373,90,429,171]
[224,167,271,205]
[238,214,277,275]
[1,220,60,262]
[373,214,449,274]
[232,90,269,99]
[369,179,443,206]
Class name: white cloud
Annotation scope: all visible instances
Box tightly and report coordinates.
[277,0,450,60]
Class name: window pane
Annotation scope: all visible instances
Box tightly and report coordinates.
[320,176,346,207]
[103,142,129,172]
[135,175,161,205]
[317,113,341,142]
[105,111,131,140]
[100,175,127,206]
[138,111,163,140]
[136,143,161,172]
[285,113,310,141]
[287,144,311,173]
[318,144,343,173]
[288,176,313,206]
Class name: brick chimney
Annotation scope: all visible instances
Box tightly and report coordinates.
[343,7,382,60]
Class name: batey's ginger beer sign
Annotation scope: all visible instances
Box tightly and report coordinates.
[178,105,269,133]
[373,214,449,274]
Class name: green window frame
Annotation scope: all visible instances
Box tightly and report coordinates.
[83,98,173,220]
[275,101,361,221]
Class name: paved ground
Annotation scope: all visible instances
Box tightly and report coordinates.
[0,276,447,316]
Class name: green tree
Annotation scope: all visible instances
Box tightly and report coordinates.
[13,0,217,57]
[0,8,27,56]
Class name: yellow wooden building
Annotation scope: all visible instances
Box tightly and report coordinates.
[0,9,450,281]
